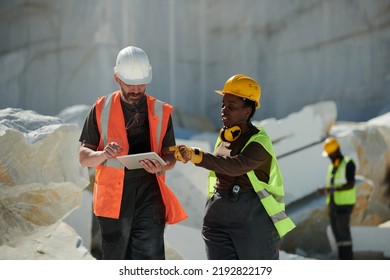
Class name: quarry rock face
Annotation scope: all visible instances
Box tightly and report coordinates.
[332,118,390,226]
[283,113,390,258]
[1,1,389,126]
[0,108,91,259]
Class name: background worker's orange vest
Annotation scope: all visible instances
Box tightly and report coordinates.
[94,91,187,224]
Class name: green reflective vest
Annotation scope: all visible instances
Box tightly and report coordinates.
[326,157,356,205]
[208,128,296,237]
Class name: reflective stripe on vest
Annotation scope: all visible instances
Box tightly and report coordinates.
[94,91,187,223]
[147,97,165,153]
[326,157,356,205]
[146,95,188,224]
[100,93,126,168]
[208,128,296,237]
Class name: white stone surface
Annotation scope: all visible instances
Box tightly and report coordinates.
[56,104,91,129]
[1,1,389,126]
[64,189,93,251]
[278,143,330,204]
[0,222,94,260]
[254,101,337,156]
[0,108,90,257]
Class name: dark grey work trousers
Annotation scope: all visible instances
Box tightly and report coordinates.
[97,173,166,260]
[329,203,354,260]
[202,188,281,260]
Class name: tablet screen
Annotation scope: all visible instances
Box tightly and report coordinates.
[116,152,166,170]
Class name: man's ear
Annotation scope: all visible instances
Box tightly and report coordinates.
[113,73,120,83]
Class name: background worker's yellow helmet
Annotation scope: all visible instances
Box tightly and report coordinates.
[322,137,340,157]
[215,74,261,108]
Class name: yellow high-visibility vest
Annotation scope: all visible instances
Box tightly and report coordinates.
[208,128,296,237]
[326,157,356,205]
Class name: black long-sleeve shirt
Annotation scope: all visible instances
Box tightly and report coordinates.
[196,125,272,191]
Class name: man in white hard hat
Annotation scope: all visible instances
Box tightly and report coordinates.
[79,46,187,260]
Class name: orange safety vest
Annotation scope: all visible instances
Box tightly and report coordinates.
[94,91,187,224]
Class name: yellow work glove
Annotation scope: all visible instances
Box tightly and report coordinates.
[180,145,203,164]
[168,145,189,163]
[169,145,203,164]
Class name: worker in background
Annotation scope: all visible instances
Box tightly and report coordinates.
[172,74,295,259]
[79,46,187,260]
[318,137,356,260]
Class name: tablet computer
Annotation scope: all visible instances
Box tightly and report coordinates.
[116,152,166,170]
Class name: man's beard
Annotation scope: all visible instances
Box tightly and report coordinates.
[120,89,145,105]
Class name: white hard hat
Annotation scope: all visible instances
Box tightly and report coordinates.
[114,46,152,85]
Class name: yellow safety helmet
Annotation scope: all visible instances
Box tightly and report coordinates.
[322,137,340,157]
[215,74,261,108]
